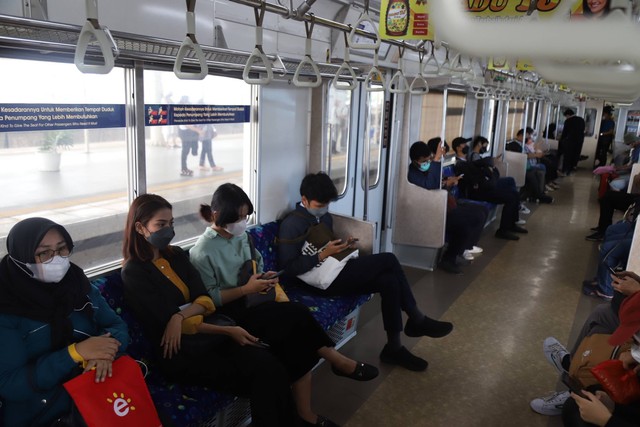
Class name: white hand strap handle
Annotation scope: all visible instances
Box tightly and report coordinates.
[422,42,440,76]
[243,4,273,85]
[347,2,381,51]
[410,51,429,95]
[332,32,357,90]
[365,50,385,92]
[388,47,408,94]
[174,8,209,80]
[293,21,322,88]
[74,0,114,74]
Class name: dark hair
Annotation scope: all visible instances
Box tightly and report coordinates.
[200,183,254,228]
[564,109,575,117]
[583,0,610,15]
[410,141,431,161]
[603,105,614,116]
[451,137,470,151]
[300,172,338,204]
[472,136,489,148]
[425,137,449,155]
[123,194,173,263]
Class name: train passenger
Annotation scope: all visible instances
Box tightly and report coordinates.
[198,124,223,172]
[0,218,127,427]
[507,129,554,204]
[563,289,640,427]
[278,172,453,372]
[408,140,486,274]
[606,133,640,192]
[559,109,586,175]
[452,137,526,241]
[586,192,640,242]
[530,272,640,417]
[188,185,378,427]
[595,106,616,168]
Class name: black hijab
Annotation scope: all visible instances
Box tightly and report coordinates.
[0,218,91,349]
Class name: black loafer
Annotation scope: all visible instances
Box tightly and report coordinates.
[299,415,340,427]
[331,362,378,381]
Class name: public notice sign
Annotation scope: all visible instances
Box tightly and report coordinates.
[145,105,251,126]
[0,104,125,133]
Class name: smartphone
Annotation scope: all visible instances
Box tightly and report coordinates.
[255,339,270,349]
[348,237,359,243]
[458,174,464,178]
[608,266,620,276]
[261,270,284,280]
[561,372,586,398]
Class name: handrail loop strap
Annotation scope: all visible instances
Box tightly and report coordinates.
[74,0,115,74]
[409,49,429,95]
[389,46,408,94]
[422,41,440,76]
[332,29,357,90]
[174,0,209,80]
[293,16,322,88]
[243,2,273,85]
[347,0,381,50]
[365,48,385,92]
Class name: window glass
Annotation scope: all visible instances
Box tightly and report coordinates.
[445,92,466,142]
[625,111,640,135]
[143,71,252,245]
[362,91,385,188]
[584,108,597,137]
[506,100,525,140]
[420,92,444,140]
[324,86,352,196]
[0,58,127,270]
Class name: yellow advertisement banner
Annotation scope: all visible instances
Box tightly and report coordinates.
[379,1,584,41]
[379,0,433,41]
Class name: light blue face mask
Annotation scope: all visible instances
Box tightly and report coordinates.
[418,161,431,172]
[306,206,329,217]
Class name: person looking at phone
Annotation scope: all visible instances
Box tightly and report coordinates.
[188,184,378,427]
[278,172,453,372]
[408,139,487,274]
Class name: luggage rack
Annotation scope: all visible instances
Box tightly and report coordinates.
[0,13,360,79]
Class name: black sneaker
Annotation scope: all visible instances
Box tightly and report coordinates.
[379,345,428,372]
[439,259,462,274]
[539,195,554,204]
[510,225,528,234]
[404,316,453,338]
[495,229,520,240]
[585,231,604,241]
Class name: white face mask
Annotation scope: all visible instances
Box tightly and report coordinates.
[225,219,248,237]
[12,255,71,283]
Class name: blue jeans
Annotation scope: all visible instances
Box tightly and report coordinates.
[596,222,634,296]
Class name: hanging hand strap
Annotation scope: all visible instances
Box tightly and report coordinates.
[293,17,322,88]
[243,3,273,85]
[174,0,209,80]
[410,50,429,95]
[332,30,358,90]
[388,46,409,94]
[347,0,381,50]
[365,48,385,92]
[74,0,115,74]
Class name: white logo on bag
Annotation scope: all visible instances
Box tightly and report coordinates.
[107,392,136,417]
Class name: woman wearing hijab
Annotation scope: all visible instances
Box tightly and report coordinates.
[0,218,127,427]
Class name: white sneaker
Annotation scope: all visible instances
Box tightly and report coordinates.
[462,250,475,261]
[467,246,483,254]
[520,203,531,214]
[530,391,570,416]
[543,337,569,374]
[516,219,527,226]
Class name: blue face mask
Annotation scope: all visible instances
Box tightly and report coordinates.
[418,161,431,172]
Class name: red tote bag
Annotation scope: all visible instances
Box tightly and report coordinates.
[63,355,162,427]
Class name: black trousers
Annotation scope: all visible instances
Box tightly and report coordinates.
[597,191,636,231]
[444,203,488,261]
[311,253,418,333]
[473,187,519,231]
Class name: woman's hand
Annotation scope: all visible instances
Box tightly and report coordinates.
[75,333,121,361]
[571,391,613,426]
[84,359,113,383]
[242,273,278,295]
[161,314,183,359]
[611,274,640,296]
[227,326,259,346]
[615,270,640,283]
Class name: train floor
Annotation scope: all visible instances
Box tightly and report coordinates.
[310,169,608,427]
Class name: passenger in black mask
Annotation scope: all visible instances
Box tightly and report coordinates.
[453,137,526,241]
[468,136,490,162]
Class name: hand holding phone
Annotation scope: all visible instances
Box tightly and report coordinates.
[561,372,586,398]
[608,266,620,276]
[260,270,284,280]
[255,339,270,349]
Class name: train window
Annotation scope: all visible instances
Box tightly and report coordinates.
[506,100,525,140]
[363,91,385,189]
[0,58,127,269]
[419,92,444,140]
[143,71,252,245]
[445,92,467,142]
[584,108,597,137]
[324,85,352,196]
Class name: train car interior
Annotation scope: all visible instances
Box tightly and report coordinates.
[1,0,640,426]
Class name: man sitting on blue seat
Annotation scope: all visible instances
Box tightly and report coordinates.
[408,139,487,274]
[452,137,526,241]
[278,172,453,372]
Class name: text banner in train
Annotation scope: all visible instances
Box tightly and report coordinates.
[0,104,125,132]
[379,0,584,41]
[145,105,251,126]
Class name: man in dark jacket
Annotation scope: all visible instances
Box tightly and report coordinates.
[559,109,586,175]
[278,172,453,372]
